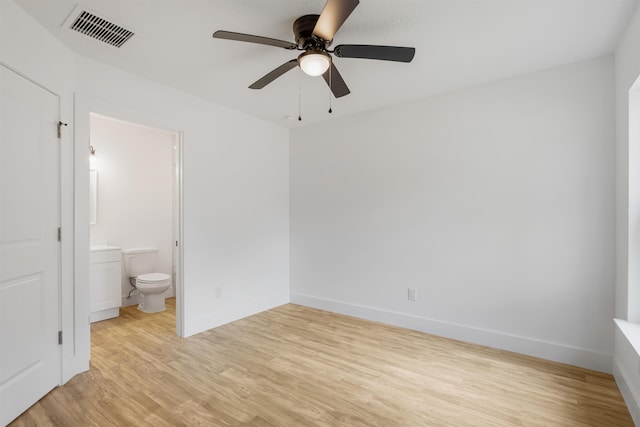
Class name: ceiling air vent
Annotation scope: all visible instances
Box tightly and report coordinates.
[65,7,134,48]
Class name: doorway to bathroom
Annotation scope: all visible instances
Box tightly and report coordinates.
[88,113,182,334]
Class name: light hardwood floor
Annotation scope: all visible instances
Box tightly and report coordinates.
[10,299,634,426]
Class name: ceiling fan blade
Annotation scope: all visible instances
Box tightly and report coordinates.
[313,0,359,42]
[334,44,415,62]
[322,63,350,98]
[213,30,297,50]
[249,59,299,89]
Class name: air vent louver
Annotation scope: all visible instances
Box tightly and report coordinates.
[68,10,134,48]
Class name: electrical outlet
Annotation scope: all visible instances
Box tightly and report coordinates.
[408,288,417,301]
[214,287,222,298]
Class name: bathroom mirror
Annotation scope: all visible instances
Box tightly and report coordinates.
[89,170,97,225]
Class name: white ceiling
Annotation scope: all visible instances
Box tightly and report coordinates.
[15,0,639,127]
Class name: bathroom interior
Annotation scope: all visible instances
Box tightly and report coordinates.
[89,113,179,328]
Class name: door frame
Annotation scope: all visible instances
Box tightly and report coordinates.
[74,95,185,354]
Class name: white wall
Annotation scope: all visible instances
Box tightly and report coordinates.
[89,115,175,305]
[1,0,290,390]
[74,56,290,338]
[614,1,640,423]
[291,56,615,373]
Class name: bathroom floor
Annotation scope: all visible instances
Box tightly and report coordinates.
[9,299,634,426]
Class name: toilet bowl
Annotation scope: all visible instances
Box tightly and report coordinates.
[135,273,171,313]
[122,248,172,313]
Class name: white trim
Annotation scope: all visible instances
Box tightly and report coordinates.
[74,94,186,365]
[89,308,119,323]
[185,296,288,337]
[614,318,640,425]
[614,358,640,426]
[0,61,60,97]
[174,133,185,338]
[291,293,613,373]
[616,319,640,355]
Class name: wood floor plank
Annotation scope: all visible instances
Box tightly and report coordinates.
[9,299,634,426]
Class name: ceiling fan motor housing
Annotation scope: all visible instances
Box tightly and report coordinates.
[293,15,327,49]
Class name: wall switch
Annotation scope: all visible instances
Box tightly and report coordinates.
[214,287,222,298]
[408,288,417,301]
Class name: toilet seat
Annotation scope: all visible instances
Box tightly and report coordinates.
[137,272,170,283]
[136,273,171,293]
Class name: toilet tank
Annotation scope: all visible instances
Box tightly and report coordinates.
[122,247,158,277]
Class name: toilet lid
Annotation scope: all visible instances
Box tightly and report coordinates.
[138,272,170,282]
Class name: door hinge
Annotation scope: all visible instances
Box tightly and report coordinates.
[175,240,178,247]
[57,227,61,242]
[58,331,63,345]
[57,121,67,139]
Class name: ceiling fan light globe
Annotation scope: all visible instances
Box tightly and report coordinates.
[299,51,331,76]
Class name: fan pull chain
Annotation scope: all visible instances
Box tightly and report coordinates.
[298,87,302,121]
[298,69,302,121]
[328,63,333,114]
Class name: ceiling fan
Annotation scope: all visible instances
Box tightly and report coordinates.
[212,0,415,98]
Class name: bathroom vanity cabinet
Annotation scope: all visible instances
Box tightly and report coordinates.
[89,245,122,322]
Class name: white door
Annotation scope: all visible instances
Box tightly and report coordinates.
[0,65,61,425]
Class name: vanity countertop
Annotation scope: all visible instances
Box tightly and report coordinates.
[90,244,121,252]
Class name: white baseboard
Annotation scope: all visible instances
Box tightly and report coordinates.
[184,294,289,338]
[614,359,640,426]
[291,293,612,373]
[89,307,119,323]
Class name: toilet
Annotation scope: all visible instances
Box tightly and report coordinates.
[122,247,172,313]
